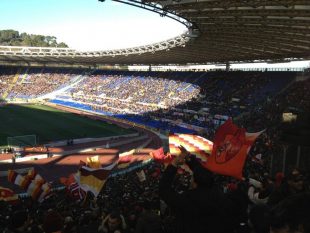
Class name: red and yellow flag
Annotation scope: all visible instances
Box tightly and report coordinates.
[205,119,263,179]
[75,155,118,197]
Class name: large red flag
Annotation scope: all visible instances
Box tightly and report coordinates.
[204,119,262,179]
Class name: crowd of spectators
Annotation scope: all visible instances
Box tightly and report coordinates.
[73,96,161,115]
[55,71,295,132]
[0,73,15,97]
[1,67,310,233]
[239,77,310,177]
[0,162,163,233]
[0,154,309,233]
[67,75,200,110]
[0,67,79,99]
[9,72,74,98]
[144,71,295,128]
[1,68,296,130]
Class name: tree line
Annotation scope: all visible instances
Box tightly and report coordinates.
[0,30,68,47]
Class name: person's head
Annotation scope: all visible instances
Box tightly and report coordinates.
[141,200,152,211]
[43,210,64,233]
[287,169,304,193]
[126,212,137,229]
[270,193,310,233]
[107,212,122,231]
[192,166,214,189]
[10,210,30,231]
[275,172,285,187]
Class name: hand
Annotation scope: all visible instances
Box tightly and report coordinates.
[171,146,188,167]
[179,145,190,157]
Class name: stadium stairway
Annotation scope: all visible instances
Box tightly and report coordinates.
[17,68,29,84]
[38,73,87,100]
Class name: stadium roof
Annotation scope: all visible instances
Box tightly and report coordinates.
[0,0,309,65]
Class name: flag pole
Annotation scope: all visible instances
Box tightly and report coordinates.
[282,145,288,173]
[269,153,274,175]
[296,145,301,168]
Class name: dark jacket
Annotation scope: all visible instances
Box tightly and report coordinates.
[159,163,234,233]
[267,181,304,207]
[135,210,162,233]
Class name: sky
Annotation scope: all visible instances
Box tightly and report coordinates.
[0,0,309,68]
[0,0,186,51]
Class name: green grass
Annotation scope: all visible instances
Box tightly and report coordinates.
[0,104,135,147]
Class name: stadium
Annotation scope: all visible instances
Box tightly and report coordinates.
[0,1,310,233]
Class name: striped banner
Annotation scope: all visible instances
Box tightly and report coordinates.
[26,168,44,182]
[8,169,51,202]
[169,134,213,162]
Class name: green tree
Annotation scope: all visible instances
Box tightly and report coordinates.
[0,30,68,48]
[57,42,68,48]
[0,30,19,44]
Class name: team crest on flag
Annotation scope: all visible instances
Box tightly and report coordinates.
[215,128,245,164]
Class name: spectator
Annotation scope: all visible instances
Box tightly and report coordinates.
[268,169,306,207]
[135,201,162,233]
[11,154,16,164]
[270,193,310,233]
[6,210,31,233]
[159,147,235,233]
[98,211,127,233]
[248,177,273,205]
[42,210,64,233]
[275,172,285,188]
